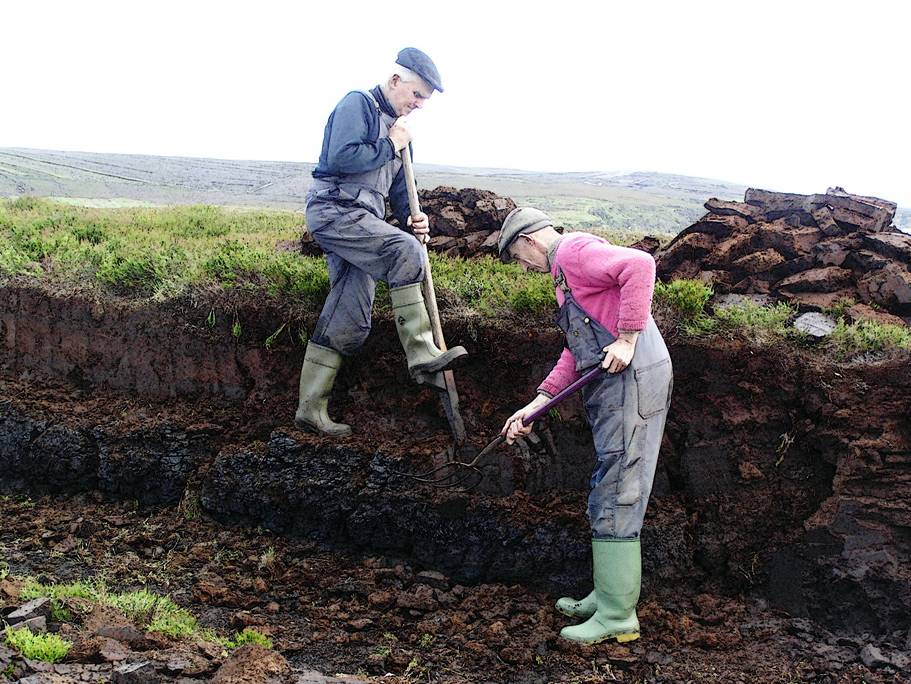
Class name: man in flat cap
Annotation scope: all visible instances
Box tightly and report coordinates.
[497,208,673,645]
[295,47,466,437]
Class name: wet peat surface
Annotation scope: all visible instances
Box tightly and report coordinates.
[1,494,903,684]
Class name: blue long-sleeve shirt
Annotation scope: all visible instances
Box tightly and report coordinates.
[312,86,411,228]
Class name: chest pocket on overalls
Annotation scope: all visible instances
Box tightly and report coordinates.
[555,307,605,371]
[553,270,616,373]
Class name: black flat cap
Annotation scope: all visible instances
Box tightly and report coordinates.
[396,47,444,93]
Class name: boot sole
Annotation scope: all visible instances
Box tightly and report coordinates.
[294,417,352,438]
[559,631,640,645]
[409,348,469,377]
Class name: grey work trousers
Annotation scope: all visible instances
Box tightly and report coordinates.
[306,198,425,355]
[583,317,673,539]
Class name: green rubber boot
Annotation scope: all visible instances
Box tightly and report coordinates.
[559,538,641,645]
[555,590,596,619]
[390,283,467,380]
[294,342,352,437]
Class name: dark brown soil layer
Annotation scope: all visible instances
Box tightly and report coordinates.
[1,496,906,683]
[1,285,910,681]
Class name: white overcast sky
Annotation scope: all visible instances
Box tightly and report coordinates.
[2,1,909,204]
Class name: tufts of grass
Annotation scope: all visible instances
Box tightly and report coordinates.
[669,299,800,343]
[0,198,308,301]
[258,546,277,573]
[179,489,202,521]
[110,590,198,639]
[653,279,809,345]
[824,297,856,320]
[710,301,799,343]
[225,628,273,649]
[71,224,107,245]
[201,627,273,650]
[653,279,712,319]
[9,577,277,649]
[427,253,554,317]
[4,626,71,663]
[0,198,565,318]
[828,319,911,357]
[5,196,47,212]
[653,278,714,335]
[19,578,103,602]
[50,600,72,623]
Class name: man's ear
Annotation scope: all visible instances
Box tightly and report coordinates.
[390,74,401,87]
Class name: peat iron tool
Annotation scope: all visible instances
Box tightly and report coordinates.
[399,364,605,489]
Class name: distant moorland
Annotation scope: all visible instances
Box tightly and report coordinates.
[1,147,907,235]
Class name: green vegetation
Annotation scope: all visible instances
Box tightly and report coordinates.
[709,301,801,344]
[0,198,323,302]
[426,253,554,317]
[3,199,908,355]
[0,198,556,318]
[11,577,273,648]
[653,279,713,320]
[20,578,99,601]
[50,600,72,622]
[4,626,71,663]
[823,297,856,320]
[655,278,796,342]
[656,278,910,357]
[110,589,198,638]
[221,627,273,649]
[258,546,277,572]
[656,278,801,344]
[820,296,911,356]
[829,319,911,356]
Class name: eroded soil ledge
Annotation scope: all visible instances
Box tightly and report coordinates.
[1,285,910,681]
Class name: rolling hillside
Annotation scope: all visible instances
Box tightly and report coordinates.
[1,147,906,234]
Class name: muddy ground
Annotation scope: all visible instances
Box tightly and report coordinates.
[0,493,901,683]
[1,286,910,682]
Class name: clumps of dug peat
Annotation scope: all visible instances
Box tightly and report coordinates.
[656,187,911,325]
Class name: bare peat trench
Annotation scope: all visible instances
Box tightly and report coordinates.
[1,287,910,680]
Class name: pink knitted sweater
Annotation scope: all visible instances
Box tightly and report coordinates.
[537,233,657,397]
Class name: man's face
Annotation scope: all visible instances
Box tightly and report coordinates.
[388,74,433,116]
[508,235,548,273]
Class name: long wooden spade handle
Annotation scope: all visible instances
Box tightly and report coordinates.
[401,148,446,351]
[400,145,467,446]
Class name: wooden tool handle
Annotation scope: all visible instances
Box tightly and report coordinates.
[400,144,466,445]
[401,144,421,218]
[401,145,447,352]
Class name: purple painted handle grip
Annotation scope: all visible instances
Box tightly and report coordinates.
[523,365,604,425]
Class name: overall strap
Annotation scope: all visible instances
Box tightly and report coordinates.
[362,90,382,113]
[554,266,572,295]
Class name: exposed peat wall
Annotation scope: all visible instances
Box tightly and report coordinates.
[0,286,908,637]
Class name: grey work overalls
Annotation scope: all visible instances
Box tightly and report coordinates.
[553,267,673,539]
[306,91,425,355]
